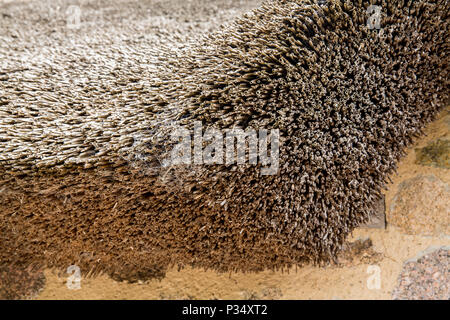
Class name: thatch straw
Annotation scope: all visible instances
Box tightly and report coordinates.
[0,0,448,281]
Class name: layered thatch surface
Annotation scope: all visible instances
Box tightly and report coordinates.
[0,0,449,281]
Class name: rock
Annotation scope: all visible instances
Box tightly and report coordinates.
[393,248,449,300]
[415,138,450,169]
[389,175,450,236]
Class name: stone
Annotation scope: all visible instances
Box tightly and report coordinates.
[389,175,450,236]
[415,138,450,169]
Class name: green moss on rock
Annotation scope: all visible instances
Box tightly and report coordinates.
[415,139,450,169]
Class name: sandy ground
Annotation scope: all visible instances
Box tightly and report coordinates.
[36,107,449,300]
